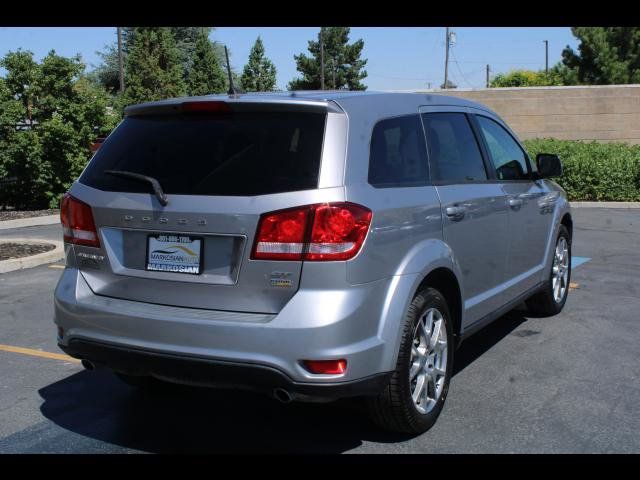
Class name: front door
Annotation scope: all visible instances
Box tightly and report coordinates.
[472,114,556,296]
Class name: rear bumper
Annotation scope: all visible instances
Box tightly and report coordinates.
[54,267,413,392]
[60,338,391,402]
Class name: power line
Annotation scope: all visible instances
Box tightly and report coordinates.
[368,72,438,82]
[449,60,543,65]
[450,48,483,88]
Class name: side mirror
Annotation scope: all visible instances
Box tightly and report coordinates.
[536,153,563,178]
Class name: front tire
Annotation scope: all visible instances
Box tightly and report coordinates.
[526,224,571,316]
[366,287,454,434]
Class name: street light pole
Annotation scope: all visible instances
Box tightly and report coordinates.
[332,57,337,89]
[544,40,549,74]
[117,27,124,93]
[320,27,325,90]
[443,27,450,89]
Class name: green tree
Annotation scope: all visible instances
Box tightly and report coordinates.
[92,43,121,93]
[560,27,640,84]
[172,27,213,78]
[0,50,39,124]
[92,27,230,94]
[289,27,367,90]
[0,50,114,208]
[240,37,277,92]
[35,52,85,121]
[186,28,227,96]
[490,69,564,87]
[120,27,186,108]
[0,77,25,206]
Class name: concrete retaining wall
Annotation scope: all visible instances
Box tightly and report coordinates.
[414,84,640,144]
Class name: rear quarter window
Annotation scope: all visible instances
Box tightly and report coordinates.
[80,111,327,196]
[368,114,429,188]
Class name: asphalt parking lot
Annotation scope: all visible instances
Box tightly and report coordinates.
[0,207,638,453]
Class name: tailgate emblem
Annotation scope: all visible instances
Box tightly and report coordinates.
[268,271,293,288]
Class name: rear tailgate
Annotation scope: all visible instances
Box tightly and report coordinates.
[68,99,347,314]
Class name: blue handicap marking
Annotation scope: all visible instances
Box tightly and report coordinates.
[571,256,591,269]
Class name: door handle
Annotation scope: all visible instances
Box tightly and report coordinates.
[445,205,466,221]
[508,198,524,209]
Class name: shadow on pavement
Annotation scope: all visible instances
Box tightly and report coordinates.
[452,307,532,376]
[38,369,412,453]
[38,309,532,453]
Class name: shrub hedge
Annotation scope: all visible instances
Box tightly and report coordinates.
[523,138,640,201]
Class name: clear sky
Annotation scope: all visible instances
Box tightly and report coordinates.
[0,27,579,90]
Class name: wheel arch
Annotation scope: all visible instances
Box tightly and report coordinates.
[415,267,463,346]
[561,212,573,241]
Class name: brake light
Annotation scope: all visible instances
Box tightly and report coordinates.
[60,193,100,247]
[302,359,347,375]
[252,206,312,260]
[251,203,371,261]
[182,101,231,113]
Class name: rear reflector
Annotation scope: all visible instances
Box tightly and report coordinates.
[302,359,347,375]
[182,101,232,114]
[251,203,371,261]
[60,193,100,248]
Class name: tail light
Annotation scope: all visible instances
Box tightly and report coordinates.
[60,193,100,247]
[251,202,371,261]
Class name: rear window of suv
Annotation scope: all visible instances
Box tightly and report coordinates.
[79,111,327,196]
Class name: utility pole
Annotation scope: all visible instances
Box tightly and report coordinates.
[117,27,124,93]
[544,40,549,74]
[320,27,325,90]
[486,64,490,88]
[332,57,337,89]
[443,27,450,89]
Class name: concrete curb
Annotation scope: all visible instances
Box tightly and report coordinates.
[0,214,60,230]
[0,238,64,274]
[570,202,640,209]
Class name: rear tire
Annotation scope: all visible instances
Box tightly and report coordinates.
[366,287,454,434]
[526,225,571,316]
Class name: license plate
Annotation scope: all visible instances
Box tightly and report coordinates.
[146,234,203,275]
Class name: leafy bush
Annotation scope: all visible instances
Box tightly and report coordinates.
[490,69,564,88]
[0,50,117,209]
[523,138,640,201]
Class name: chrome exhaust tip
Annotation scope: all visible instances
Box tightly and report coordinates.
[273,388,293,404]
[81,359,95,371]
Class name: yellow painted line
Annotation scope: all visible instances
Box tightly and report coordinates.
[48,264,65,269]
[0,344,80,363]
[569,282,579,290]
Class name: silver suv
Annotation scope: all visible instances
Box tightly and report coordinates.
[54,91,571,434]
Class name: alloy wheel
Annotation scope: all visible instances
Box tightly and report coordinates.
[409,307,448,414]
[552,236,570,303]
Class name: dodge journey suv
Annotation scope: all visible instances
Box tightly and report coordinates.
[54,91,571,434]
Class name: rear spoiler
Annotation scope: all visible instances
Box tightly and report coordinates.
[124,98,345,117]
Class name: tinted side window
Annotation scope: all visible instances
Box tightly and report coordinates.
[421,112,487,183]
[368,114,428,187]
[476,116,529,180]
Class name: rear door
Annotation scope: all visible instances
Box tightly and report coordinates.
[420,107,510,326]
[472,113,555,295]
[70,102,343,314]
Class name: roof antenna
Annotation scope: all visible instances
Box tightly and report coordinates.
[224,46,242,96]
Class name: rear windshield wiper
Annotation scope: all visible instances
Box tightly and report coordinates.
[104,170,169,206]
